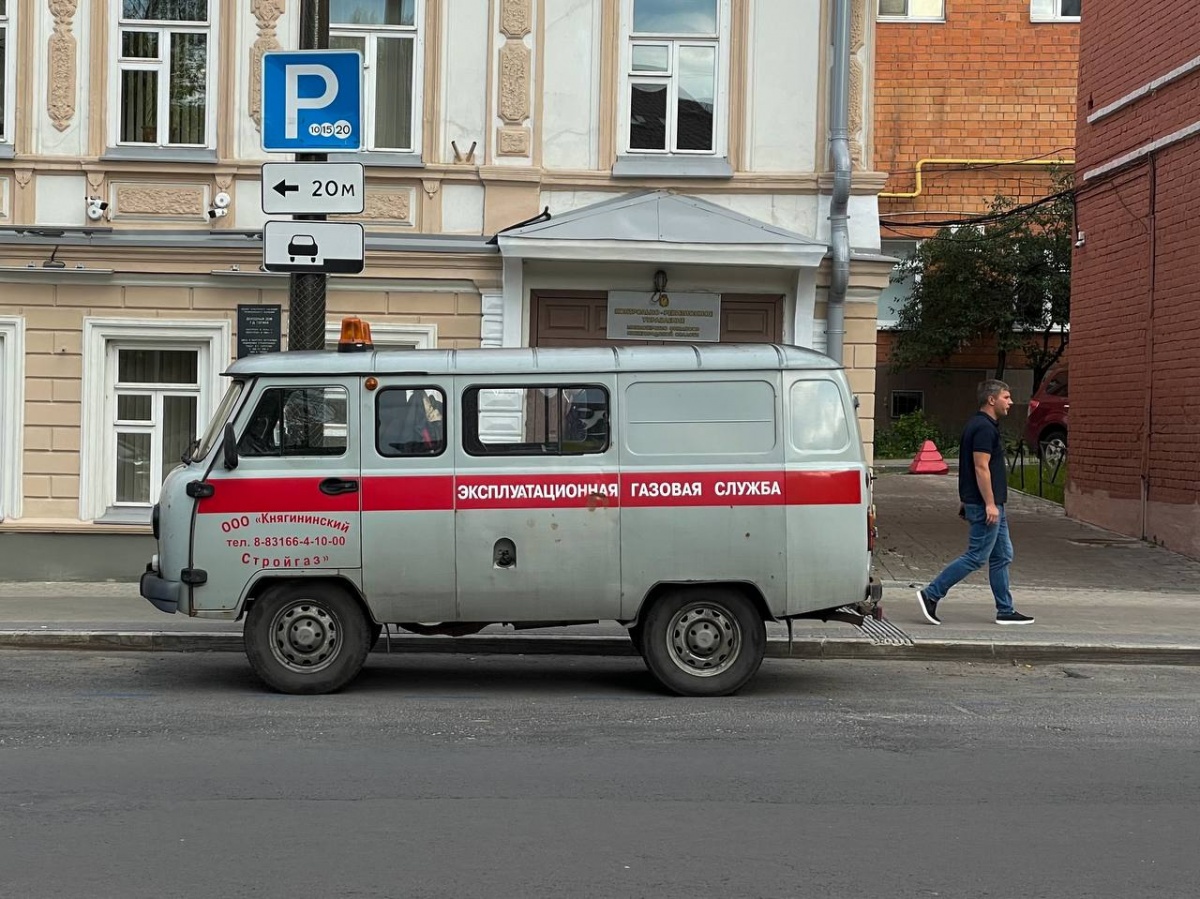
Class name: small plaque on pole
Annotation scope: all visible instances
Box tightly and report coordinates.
[237,304,283,358]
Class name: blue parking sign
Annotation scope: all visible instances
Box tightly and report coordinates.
[262,50,363,153]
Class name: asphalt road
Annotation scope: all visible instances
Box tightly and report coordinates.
[2,652,1199,899]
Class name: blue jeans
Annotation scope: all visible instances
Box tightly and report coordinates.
[924,504,1014,614]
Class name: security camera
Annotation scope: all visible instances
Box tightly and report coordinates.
[207,207,229,220]
[86,196,109,222]
[213,191,232,209]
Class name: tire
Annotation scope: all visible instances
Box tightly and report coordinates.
[640,588,766,697]
[244,582,372,695]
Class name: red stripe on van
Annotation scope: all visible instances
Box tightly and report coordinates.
[361,475,454,512]
[196,477,359,514]
[784,469,862,505]
[196,470,863,514]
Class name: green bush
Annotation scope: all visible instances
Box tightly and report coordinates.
[875,410,957,459]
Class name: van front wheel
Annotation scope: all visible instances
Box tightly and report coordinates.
[244,582,371,695]
[641,588,765,696]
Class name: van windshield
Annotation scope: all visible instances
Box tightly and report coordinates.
[195,380,245,460]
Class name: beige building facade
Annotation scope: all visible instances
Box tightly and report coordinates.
[0,0,890,577]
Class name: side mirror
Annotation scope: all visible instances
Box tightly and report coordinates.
[222,422,239,470]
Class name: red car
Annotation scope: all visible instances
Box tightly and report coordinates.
[1024,359,1068,460]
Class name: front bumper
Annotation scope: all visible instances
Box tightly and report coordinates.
[140,563,181,614]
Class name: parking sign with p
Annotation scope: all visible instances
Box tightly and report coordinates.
[261,50,363,153]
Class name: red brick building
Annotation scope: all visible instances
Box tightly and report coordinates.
[873,0,1078,437]
[1070,2,1200,557]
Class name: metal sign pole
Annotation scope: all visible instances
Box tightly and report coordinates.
[287,0,331,352]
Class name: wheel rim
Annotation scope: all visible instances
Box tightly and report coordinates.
[1041,436,1066,464]
[665,602,741,677]
[268,599,341,674]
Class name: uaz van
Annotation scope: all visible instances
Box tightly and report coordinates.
[140,319,899,696]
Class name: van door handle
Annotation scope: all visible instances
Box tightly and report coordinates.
[319,477,359,496]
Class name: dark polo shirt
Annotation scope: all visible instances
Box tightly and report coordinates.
[959,411,1007,506]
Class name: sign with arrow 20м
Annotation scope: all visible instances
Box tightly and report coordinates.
[260,162,365,215]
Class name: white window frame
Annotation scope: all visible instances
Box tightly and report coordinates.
[322,321,436,350]
[80,318,230,522]
[1030,0,1080,22]
[330,1,424,154]
[618,0,730,158]
[877,0,946,21]
[0,316,25,520]
[0,0,14,147]
[110,1,218,149]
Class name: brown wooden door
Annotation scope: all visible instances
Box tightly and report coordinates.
[531,291,783,347]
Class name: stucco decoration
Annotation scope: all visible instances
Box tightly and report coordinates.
[86,172,105,193]
[360,191,412,222]
[47,0,79,132]
[113,185,208,218]
[250,0,286,131]
[500,0,531,38]
[497,126,530,157]
[498,42,531,125]
[849,0,867,168]
[0,177,10,219]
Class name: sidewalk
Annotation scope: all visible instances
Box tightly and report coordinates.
[2,471,1199,665]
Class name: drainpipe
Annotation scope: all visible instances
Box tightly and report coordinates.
[826,0,852,365]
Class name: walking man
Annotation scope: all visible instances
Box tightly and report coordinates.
[916,379,1035,625]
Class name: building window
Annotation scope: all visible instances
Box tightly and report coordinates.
[877,0,945,20]
[115,0,214,147]
[623,0,727,156]
[330,0,422,153]
[110,348,202,507]
[1031,0,1080,21]
[0,0,11,145]
[879,239,918,327]
[81,319,229,522]
[0,316,24,521]
[891,390,924,418]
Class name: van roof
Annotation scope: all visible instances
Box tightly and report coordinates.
[224,343,840,377]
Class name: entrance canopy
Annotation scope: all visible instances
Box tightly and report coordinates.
[496,190,828,268]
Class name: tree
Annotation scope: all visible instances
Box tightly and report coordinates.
[888,176,1073,392]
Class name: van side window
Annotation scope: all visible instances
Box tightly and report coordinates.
[238,386,348,457]
[789,380,850,452]
[376,387,447,457]
[464,385,609,456]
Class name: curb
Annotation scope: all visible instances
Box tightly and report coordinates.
[1,631,1198,666]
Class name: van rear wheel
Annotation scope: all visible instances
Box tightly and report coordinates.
[641,588,766,696]
[244,582,371,695]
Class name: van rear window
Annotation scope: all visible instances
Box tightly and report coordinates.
[790,380,850,452]
[463,385,609,456]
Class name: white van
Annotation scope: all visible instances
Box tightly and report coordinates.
[140,320,900,696]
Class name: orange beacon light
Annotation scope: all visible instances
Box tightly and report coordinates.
[337,316,374,353]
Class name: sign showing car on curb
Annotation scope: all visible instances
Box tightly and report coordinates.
[262,221,365,274]
[261,162,365,215]
[261,50,363,152]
